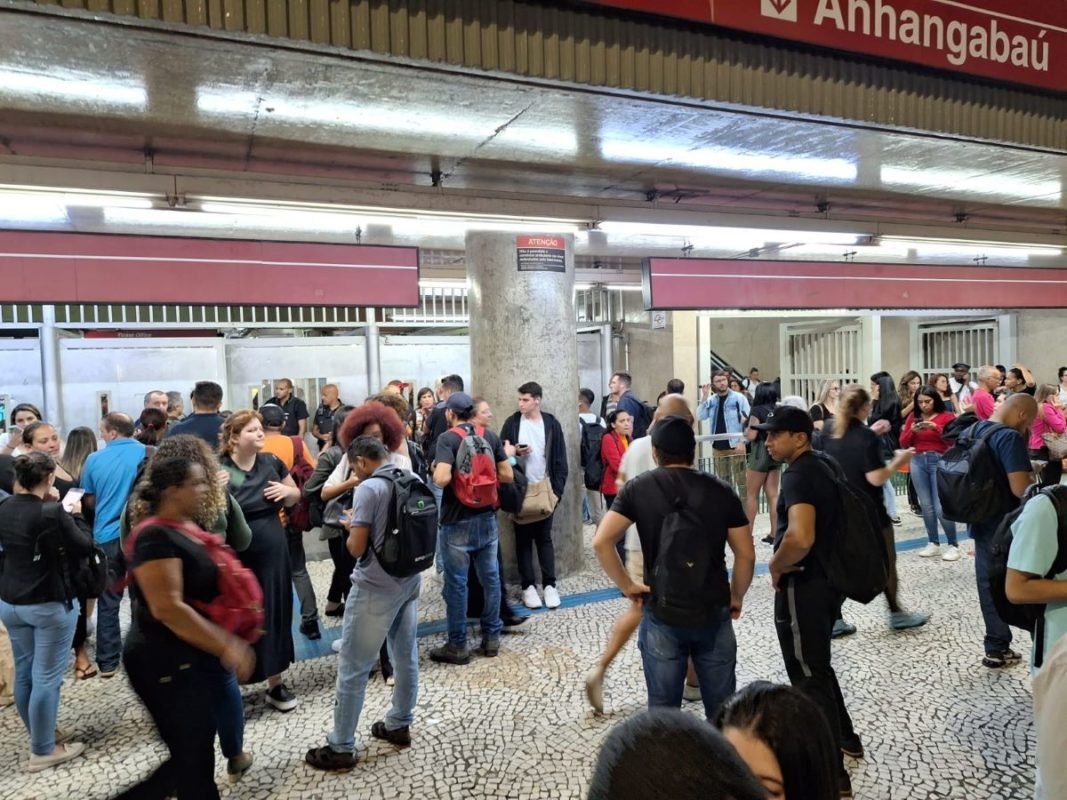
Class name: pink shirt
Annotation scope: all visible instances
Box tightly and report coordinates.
[1030,402,1067,450]
[974,389,996,420]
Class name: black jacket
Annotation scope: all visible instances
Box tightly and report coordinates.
[0,496,94,606]
[500,411,569,499]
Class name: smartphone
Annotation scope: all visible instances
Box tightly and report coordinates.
[61,487,85,512]
[517,443,529,448]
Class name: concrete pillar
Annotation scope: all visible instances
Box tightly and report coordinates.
[39,305,64,430]
[365,321,381,399]
[466,231,582,579]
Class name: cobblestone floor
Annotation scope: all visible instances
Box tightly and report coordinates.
[0,514,1037,800]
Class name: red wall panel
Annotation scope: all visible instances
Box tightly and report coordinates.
[0,231,420,307]
[582,1,1066,93]
[643,258,1067,310]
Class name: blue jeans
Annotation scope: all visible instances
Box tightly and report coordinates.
[441,513,502,647]
[429,482,445,574]
[96,538,124,673]
[207,662,244,759]
[328,579,420,753]
[972,524,1012,654]
[0,599,79,755]
[638,606,737,720]
[909,452,958,546]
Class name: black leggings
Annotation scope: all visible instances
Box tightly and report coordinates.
[114,647,220,800]
[326,535,357,605]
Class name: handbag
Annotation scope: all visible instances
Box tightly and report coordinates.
[41,503,108,599]
[512,478,558,524]
[322,489,353,528]
[1043,432,1067,460]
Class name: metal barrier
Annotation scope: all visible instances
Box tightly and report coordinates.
[694,433,908,517]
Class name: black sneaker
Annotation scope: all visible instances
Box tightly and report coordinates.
[480,638,500,658]
[266,683,298,712]
[839,769,854,798]
[300,619,322,640]
[429,643,471,665]
[371,721,411,748]
[840,733,864,759]
[983,648,1023,668]
[305,745,356,772]
[502,613,528,627]
[324,604,345,618]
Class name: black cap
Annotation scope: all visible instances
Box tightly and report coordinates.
[260,404,286,428]
[650,415,695,456]
[952,362,971,370]
[444,392,475,414]
[753,406,814,436]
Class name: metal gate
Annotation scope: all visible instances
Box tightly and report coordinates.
[780,320,862,404]
[916,318,1000,377]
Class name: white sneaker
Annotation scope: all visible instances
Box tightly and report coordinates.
[584,668,604,714]
[522,586,543,609]
[543,585,561,609]
[331,639,342,653]
[941,545,961,562]
[683,683,701,702]
[917,543,941,558]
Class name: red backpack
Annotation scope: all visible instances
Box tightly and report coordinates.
[285,436,316,533]
[126,517,265,643]
[449,424,499,509]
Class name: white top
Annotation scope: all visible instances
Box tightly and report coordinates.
[618,436,656,551]
[579,411,605,427]
[325,449,413,489]
[519,416,547,483]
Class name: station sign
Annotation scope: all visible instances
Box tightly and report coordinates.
[582,1,1066,93]
[642,257,1067,310]
[0,231,420,307]
[517,235,568,272]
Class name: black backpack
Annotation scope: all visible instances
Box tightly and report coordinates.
[498,460,529,515]
[647,470,730,627]
[365,467,438,578]
[936,422,1015,524]
[407,439,429,484]
[811,451,889,604]
[989,485,1067,668]
[580,418,607,490]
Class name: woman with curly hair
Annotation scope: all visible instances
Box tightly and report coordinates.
[121,435,255,781]
[219,411,302,714]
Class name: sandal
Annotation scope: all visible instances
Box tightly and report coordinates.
[74,665,97,680]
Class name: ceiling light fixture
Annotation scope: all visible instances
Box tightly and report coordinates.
[0,69,147,109]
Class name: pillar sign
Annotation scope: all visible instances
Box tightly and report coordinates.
[516,235,567,273]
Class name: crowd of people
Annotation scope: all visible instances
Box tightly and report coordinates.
[0,359,1064,798]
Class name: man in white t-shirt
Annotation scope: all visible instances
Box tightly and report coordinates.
[950,362,979,411]
[500,382,569,611]
[584,394,696,713]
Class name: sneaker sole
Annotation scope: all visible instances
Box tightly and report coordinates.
[266,698,298,712]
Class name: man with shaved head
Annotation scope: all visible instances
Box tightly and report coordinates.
[586,395,704,712]
[961,393,1039,668]
[80,411,147,677]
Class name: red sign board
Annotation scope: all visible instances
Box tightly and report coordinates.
[582,1,1065,93]
[643,258,1067,310]
[0,232,420,307]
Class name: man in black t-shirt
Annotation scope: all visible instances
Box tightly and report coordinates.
[757,406,857,796]
[263,378,310,438]
[593,416,754,720]
[429,392,514,666]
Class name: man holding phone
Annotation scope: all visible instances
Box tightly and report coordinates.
[500,382,569,610]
